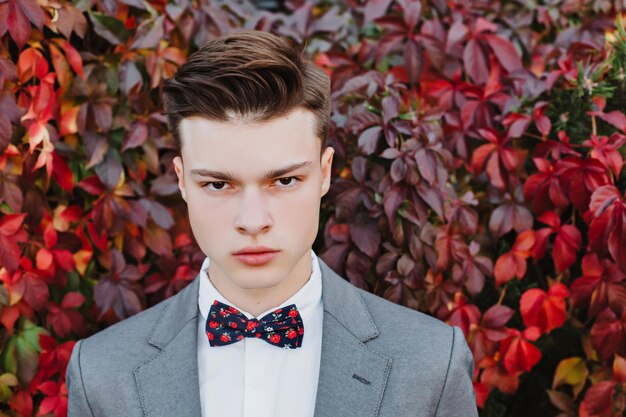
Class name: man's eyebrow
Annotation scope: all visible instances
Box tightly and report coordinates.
[189,161,312,182]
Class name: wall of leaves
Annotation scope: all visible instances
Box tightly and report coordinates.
[1,0,625,416]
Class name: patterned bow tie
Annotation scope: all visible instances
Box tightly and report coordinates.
[206,300,304,349]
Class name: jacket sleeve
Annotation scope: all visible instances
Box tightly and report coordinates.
[434,326,478,417]
[66,339,95,417]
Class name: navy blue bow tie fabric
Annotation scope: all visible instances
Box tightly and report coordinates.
[206,300,304,349]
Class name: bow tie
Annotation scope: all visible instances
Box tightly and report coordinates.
[206,300,304,349]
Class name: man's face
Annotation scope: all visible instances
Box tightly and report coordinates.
[173,108,334,296]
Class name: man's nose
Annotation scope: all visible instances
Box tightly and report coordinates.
[234,187,272,235]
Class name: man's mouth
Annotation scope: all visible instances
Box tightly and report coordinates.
[232,247,280,266]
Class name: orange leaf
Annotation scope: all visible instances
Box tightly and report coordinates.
[48,42,71,91]
[614,355,626,383]
[0,304,20,334]
[59,104,79,136]
[35,248,54,271]
[512,229,536,254]
[494,251,526,286]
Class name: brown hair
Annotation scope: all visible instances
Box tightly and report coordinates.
[163,30,330,154]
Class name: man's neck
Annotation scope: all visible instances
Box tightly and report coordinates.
[207,254,313,317]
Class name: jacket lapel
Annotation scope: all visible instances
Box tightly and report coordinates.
[314,260,392,417]
[133,276,202,417]
[133,258,392,417]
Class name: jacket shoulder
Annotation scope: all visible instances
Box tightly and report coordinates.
[353,286,458,362]
[78,294,175,364]
[355,286,451,335]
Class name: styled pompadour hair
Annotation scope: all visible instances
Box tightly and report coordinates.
[162,30,330,153]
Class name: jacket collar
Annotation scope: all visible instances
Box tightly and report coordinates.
[135,257,391,417]
[147,258,380,348]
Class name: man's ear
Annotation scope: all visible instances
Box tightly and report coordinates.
[320,146,334,197]
[173,156,187,202]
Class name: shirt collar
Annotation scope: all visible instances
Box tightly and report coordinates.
[198,249,322,321]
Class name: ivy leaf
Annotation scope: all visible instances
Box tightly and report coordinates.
[89,12,129,45]
[0,214,28,273]
[502,328,542,375]
[130,16,164,50]
[579,380,617,417]
[93,249,144,321]
[349,221,380,258]
[5,0,45,49]
[1,319,46,385]
[520,283,569,335]
[588,185,626,273]
[553,357,588,398]
[463,39,488,84]
[590,307,626,360]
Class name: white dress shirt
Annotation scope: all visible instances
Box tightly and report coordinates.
[197,249,324,417]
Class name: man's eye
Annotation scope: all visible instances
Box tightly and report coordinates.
[276,177,299,186]
[203,182,229,191]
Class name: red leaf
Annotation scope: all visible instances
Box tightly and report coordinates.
[520,283,569,334]
[489,203,533,237]
[349,221,380,258]
[77,175,105,196]
[570,254,626,318]
[588,186,626,272]
[57,39,84,79]
[513,230,536,253]
[130,15,164,50]
[48,42,70,91]
[61,292,85,309]
[94,249,145,320]
[36,248,54,271]
[502,329,542,375]
[403,39,423,84]
[449,303,481,338]
[554,225,582,272]
[143,222,172,257]
[0,304,20,335]
[463,38,489,84]
[593,110,626,131]
[483,34,522,73]
[579,381,616,417]
[557,157,610,213]
[121,121,148,151]
[0,213,28,273]
[7,0,43,49]
[482,304,514,328]
[52,152,74,192]
[9,389,33,417]
[591,308,626,360]
[13,0,44,29]
[537,211,561,229]
[86,221,107,251]
[494,251,526,286]
[19,270,50,310]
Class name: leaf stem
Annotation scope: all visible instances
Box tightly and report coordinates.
[498,285,507,304]
[591,115,597,136]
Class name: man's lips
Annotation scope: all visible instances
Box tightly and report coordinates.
[232,246,279,255]
[232,247,280,266]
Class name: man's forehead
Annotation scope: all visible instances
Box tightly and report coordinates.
[179,108,317,137]
[178,109,321,168]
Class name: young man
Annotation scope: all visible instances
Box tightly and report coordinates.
[66,31,478,417]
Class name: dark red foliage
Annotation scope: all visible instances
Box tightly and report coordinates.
[2,1,626,416]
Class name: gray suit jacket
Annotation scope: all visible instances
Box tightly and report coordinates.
[66,259,478,417]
